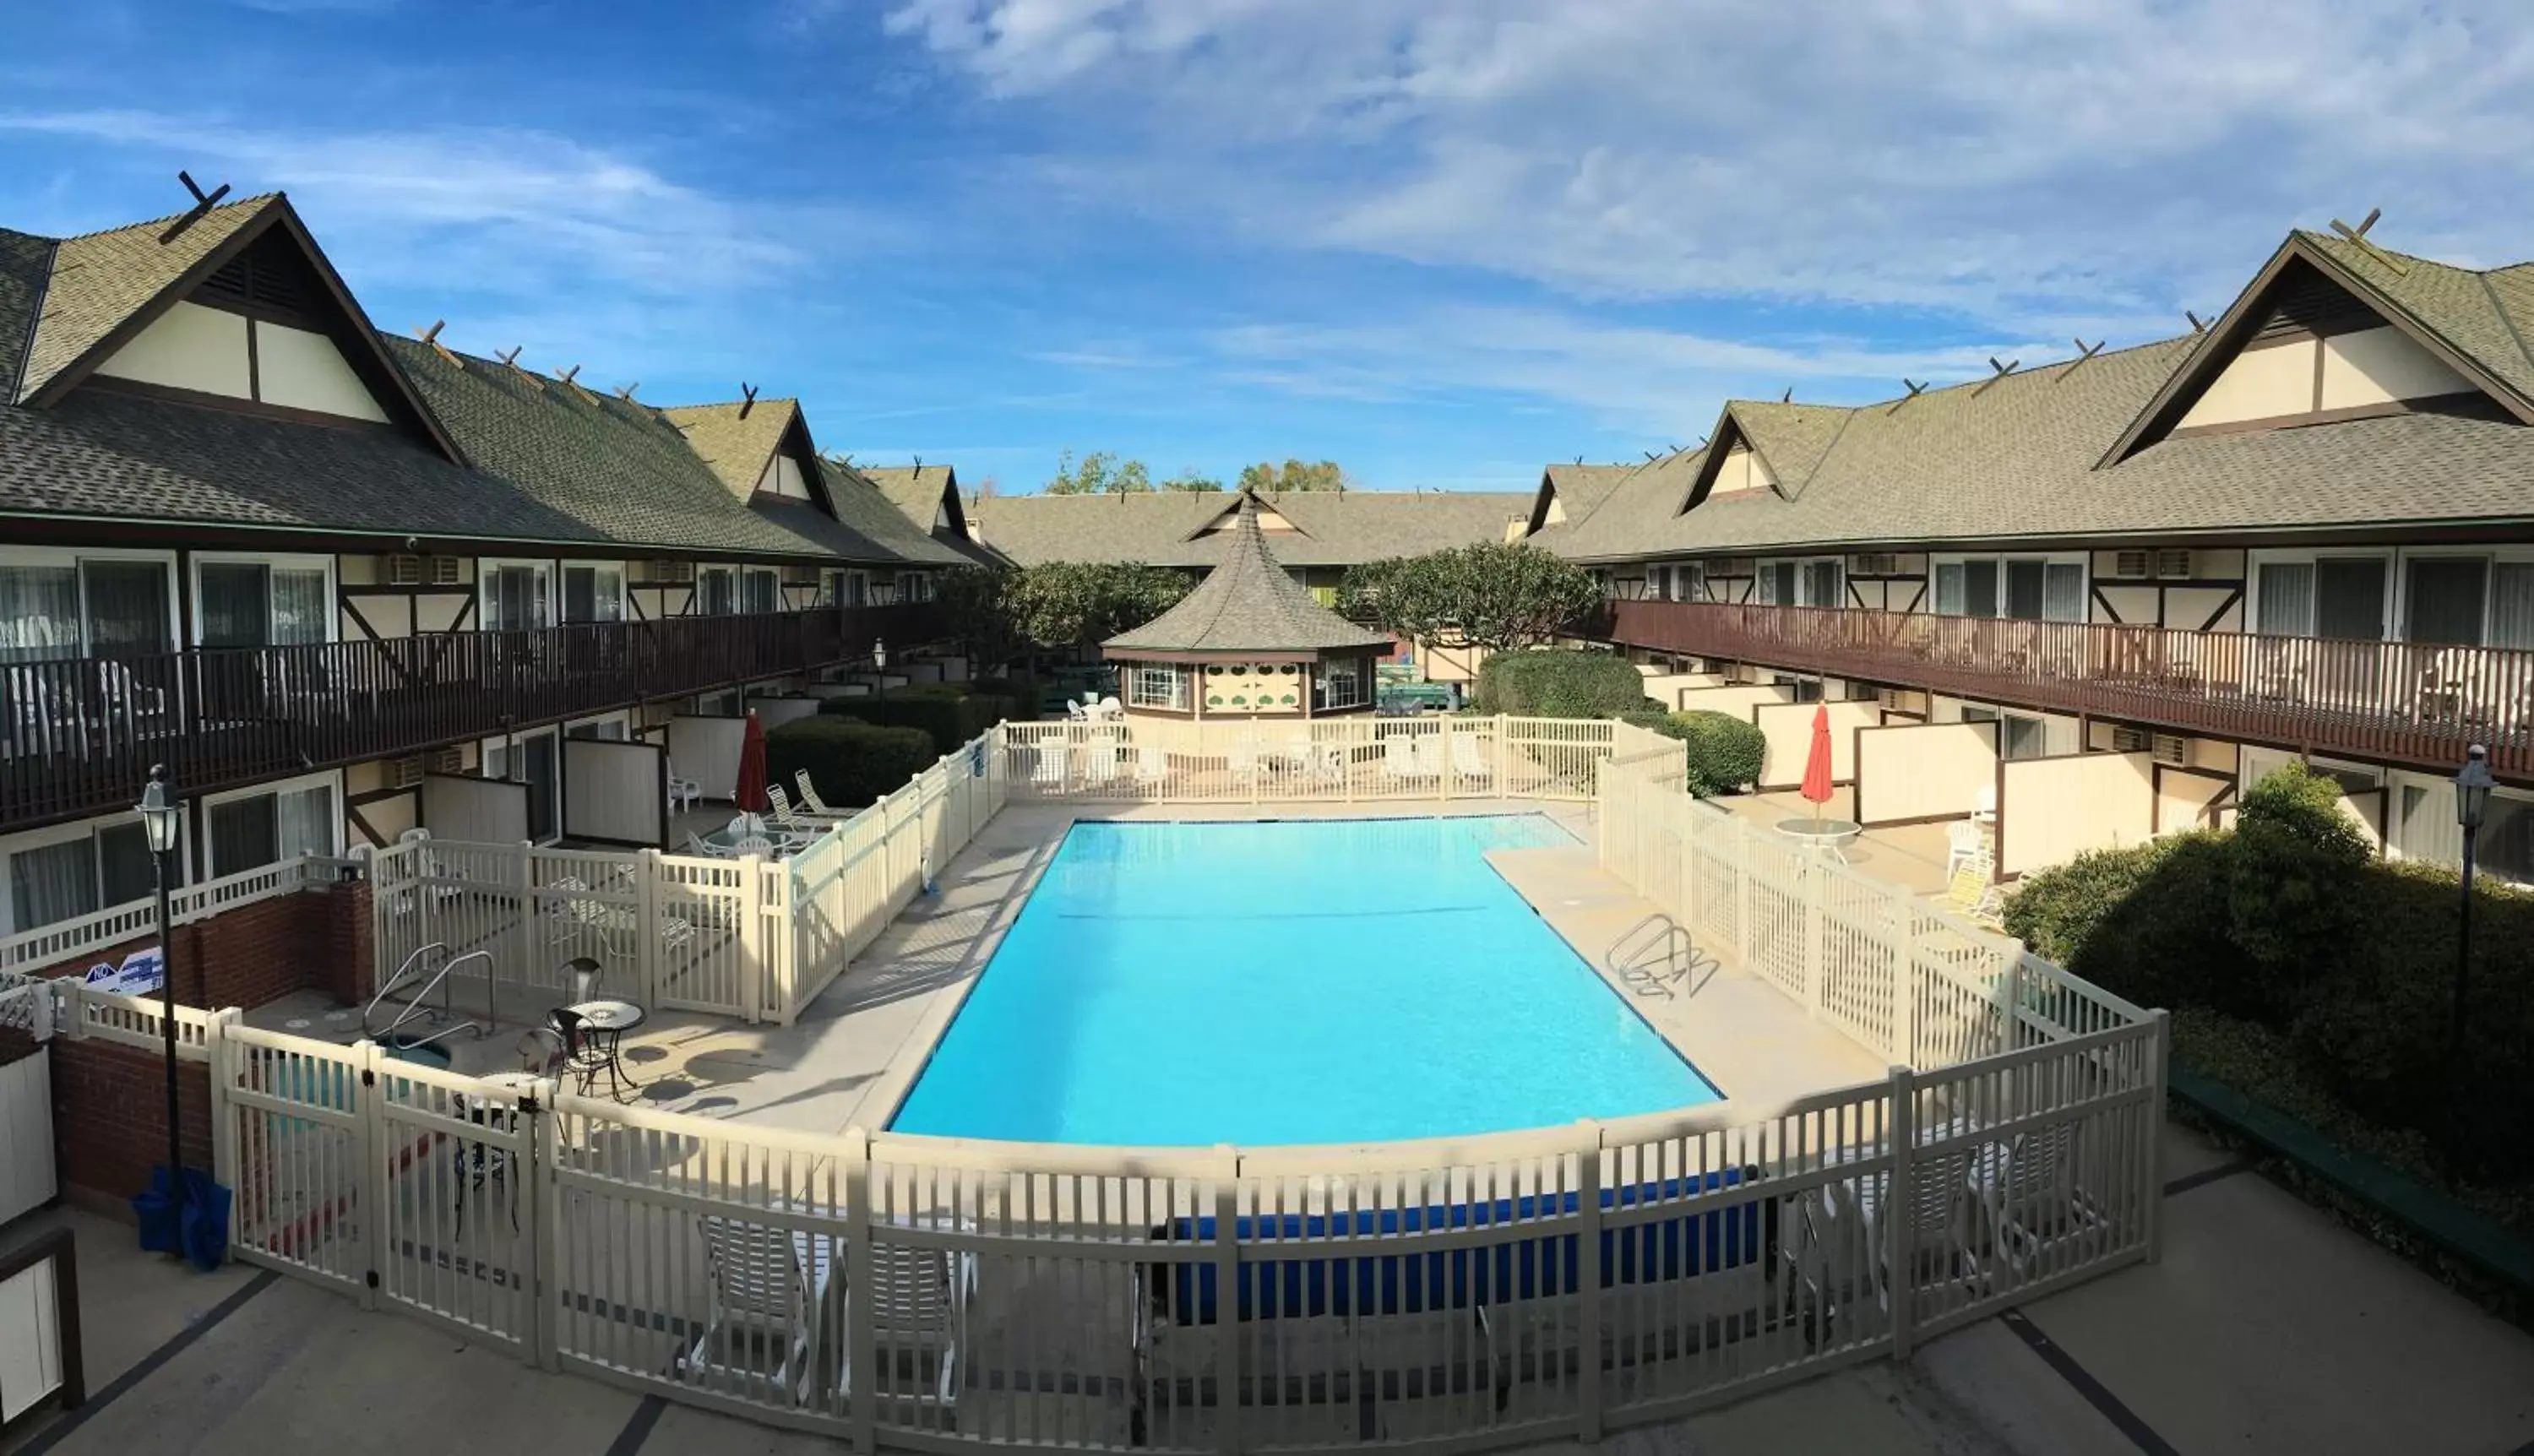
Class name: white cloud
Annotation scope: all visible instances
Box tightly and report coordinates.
[882,1,2534,333]
[0,110,830,296]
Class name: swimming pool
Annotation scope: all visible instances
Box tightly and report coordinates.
[889,815,1719,1146]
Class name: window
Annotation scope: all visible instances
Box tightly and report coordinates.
[2406,557,2488,647]
[740,568,781,615]
[1315,658,1368,711]
[1,819,157,933]
[565,716,628,742]
[895,572,933,603]
[698,568,737,617]
[560,563,624,624]
[2000,714,2049,760]
[0,555,175,662]
[482,733,558,842]
[1801,560,1844,609]
[204,777,335,877]
[478,561,552,634]
[197,557,330,648]
[1937,557,2080,621]
[2254,554,2386,639]
[1128,664,1188,711]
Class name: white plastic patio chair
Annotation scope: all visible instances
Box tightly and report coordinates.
[1096,695,1125,720]
[1079,742,1123,789]
[1065,699,1090,723]
[1134,746,1170,789]
[685,1215,838,1401]
[1449,735,1493,784]
[1944,820,1984,881]
[1411,736,1446,779]
[1381,736,1421,784]
[1226,740,1264,784]
[666,762,702,814]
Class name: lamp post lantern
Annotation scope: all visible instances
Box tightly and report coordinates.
[2450,744,2495,1120]
[873,639,889,720]
[136,765,186,1234]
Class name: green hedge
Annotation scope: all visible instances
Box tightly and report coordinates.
[1669,710,1765,796]
[764,718,937,812]
[1473,649,1653,718]
[2003,760,2534,1178]
[818,684,1014,755]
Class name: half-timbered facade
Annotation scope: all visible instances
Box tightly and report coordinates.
[0,192,956,935]
[1536,224,2534,881]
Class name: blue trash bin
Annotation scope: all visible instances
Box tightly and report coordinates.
[133,1165,231,1271]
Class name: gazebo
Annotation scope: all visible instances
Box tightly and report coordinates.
[1103,497,1392,720]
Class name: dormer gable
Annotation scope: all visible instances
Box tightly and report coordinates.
[2103,233,2534,465]
[25,195,461,459]
[1191,488,1303,537]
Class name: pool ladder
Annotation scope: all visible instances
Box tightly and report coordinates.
[364,943,491,1051]
[1606,913,1698,999]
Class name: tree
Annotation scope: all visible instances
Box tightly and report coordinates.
[1341,542,1601,654]
[1003,561,1194,654]
[1044,450,1154,494]
[931,563,1018,669]
[1160,470,1223,492]
[1237,458,1351,492]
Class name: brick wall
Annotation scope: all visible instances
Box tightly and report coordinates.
[38,882,373,1013]
[53,1035,213,1209]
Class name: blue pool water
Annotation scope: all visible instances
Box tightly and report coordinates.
[889,816,1719,1146]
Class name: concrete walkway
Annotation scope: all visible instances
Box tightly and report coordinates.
[12,1119,2531,1455]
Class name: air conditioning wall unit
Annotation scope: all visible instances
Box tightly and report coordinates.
[2153,734,2190,766]
[781,567,822,589]
[2113,550,2151,579]
[2110,725,2151,753]
[392,755,425,789]
[427,747,465,774]
[383,554,465,587]
[649,560,696,584]
[2156,549,2193,579]
[1852,551,1900,576]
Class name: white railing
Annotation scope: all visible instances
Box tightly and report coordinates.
[367,731,1008,1025]
[202,1007,2162,1453]
[1004,714,1675,805]
[0,854,334,979]
[1595,753,2151,1069]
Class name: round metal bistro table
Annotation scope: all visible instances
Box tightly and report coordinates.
[1775,817,1864,864]
[565,998,648,1100]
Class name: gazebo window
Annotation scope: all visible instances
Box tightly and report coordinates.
[1315,659,1368,711]
[1128,664,1189,711]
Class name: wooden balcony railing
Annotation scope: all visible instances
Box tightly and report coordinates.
[1594,599,2534,779]
[0,601,945,832]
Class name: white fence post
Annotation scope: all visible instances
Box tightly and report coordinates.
[530,1081,561,1372]
[1213,1144,1242,1456]
[845,1125,875,1453]
[1887,1063,1917,1361]
[2145,1008,2170,1264]
[206,1008,240,1198]
[1577,1122,1606,1443]
[737,854,766,1025]
[1803,859,1824,1020]
[356,1039,385,1312]
[635,849,662,1013]
[510,841,536,1002]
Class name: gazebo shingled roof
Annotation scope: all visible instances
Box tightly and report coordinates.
[1104,495,1391,661]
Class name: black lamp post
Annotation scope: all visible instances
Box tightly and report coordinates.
[2450,744,2494,1106]
[873,639,889,720]
[136,764,186,1234]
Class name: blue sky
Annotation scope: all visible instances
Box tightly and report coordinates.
[8,2,2534,495]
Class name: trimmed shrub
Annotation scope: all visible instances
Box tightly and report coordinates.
[1669,710,1765,796]
[2001,833,2238,1013]
[764,717,935,812]
[1473,649,1653,718]
[2226,761,2372,1018]
[818,684,1013,755]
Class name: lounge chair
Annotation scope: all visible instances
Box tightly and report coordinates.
[1079,742,1123,789]
[1937,854,2004,927]
[1226,741,1264,784]
[1380,736,1422,784]
[793,770,843,818]
[766,785,840,835]
[685,1214,838,1402]
[1134,746,1170,790]
[1065,699,1090,723]
[1449,734,1493,785]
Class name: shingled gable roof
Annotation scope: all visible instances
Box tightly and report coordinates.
[1104,497,1391,660]
[863,464,969,533]
[1525,463,1634,536]
[14,193,465,463]
[661,397,824,503]
[1688,400,1856,506]
[2102,230,2534,466]
[812,458,975,567]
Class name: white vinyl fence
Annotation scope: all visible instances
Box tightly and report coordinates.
[169,718,2161,1454]
[1003,715,1666,805]
[367,732,1008,1024]
[0,854,336,979]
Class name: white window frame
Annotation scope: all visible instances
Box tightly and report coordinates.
[0,546,182,660]
[895,571,933,603]
[192,550,338,648]
[564,711,631,742]
[695,566,739,617]
[2244,547,2393,639]
[740,567,782,615]
[0,808,187,936]
[476,556,557,633]
[1127,664,1188,711]
[1928,551,2089,622]
[2387,545,2534,646]
[1754,557,1846,609]
[558,561,626,625]
[198,768,343,877]
[2386,768,2534,886]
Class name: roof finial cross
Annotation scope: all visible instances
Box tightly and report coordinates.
[158,171,231,244]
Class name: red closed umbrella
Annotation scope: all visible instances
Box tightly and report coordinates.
[1800,703,1835,832]
[734,710,769,813]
